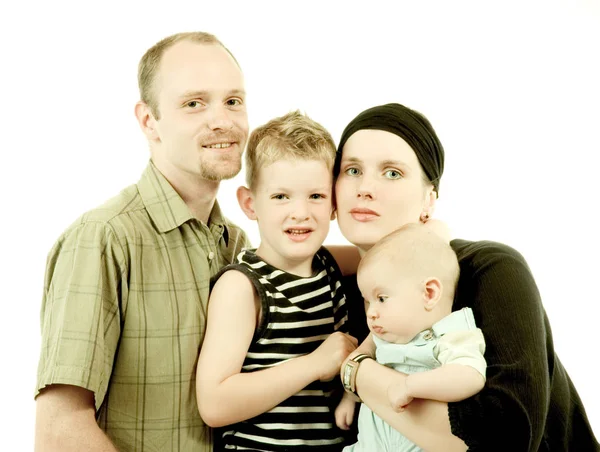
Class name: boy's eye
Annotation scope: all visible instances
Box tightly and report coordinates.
[185,100,203,108]
[384,169,402,179]
[344,167,361,176]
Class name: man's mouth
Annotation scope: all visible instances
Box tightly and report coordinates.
[204,142,233,149]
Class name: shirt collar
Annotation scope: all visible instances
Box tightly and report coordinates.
[137,161,229,242]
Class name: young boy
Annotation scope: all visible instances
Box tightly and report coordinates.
[196,111,358,451]
[337,223,487,451]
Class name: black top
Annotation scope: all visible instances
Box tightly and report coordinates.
[345,239,599,451]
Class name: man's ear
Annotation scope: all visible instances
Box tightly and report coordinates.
[423,277,443,311]
[237,186,257,220]
[135,101,159,142]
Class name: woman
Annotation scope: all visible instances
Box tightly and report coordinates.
[335,103,598,451]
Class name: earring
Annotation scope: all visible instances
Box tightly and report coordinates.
[420,212,430,223]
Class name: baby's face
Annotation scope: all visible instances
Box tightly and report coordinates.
[357,260,430,344]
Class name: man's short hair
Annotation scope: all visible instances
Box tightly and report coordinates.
[245,110,336,190]
[138,31,238,119]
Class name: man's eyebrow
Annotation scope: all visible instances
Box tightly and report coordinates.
[178,89,246,101]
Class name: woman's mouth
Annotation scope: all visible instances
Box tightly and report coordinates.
[350,207,379,222]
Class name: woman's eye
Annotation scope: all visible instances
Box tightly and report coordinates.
[309,193,325,200]
[344,167,361,176]
[384,169,402,179]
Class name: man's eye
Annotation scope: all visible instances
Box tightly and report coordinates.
[345,167,361,176]
[186,101,201,108]
[227,98,242,106]
[384,170,402,179]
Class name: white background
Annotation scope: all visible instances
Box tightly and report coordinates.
[1,0,598,448]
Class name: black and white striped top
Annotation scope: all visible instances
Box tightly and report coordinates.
[214,247,349,451]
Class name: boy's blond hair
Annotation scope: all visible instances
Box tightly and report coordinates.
[245,111,336,190]
[360,223,460,303]
[138,31,239,119]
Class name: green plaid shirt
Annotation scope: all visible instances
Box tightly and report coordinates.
[36,161,250,451]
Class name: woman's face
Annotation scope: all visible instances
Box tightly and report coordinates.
[335,129,436,252]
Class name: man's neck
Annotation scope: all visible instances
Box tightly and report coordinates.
[153,160,219,225]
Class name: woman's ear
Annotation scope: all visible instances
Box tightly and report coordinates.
[424,185,437,216]
[423,277,443,311]
[237,186,257,220]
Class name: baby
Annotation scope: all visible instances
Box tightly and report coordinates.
[337,223,487,451]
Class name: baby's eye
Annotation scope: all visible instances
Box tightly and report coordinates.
[384,169,402,180]
[309,193,325,200]
[344,167,361,176]
[272,194,287,200]
[377,295,387,303]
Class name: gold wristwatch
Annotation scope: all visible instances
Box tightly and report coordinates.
[342,354,371,395]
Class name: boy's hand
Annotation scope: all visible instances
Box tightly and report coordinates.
[387,380,414,412]
[310,332,358,382]
[335,393,356,430]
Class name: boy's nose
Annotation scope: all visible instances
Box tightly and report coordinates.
[290,201,310,221]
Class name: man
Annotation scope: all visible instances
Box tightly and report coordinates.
[34,32,250,452]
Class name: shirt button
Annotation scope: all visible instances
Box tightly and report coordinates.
[423,330,434,341]
[208,251,215,260]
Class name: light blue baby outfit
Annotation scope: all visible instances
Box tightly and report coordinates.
[343,307,486,452]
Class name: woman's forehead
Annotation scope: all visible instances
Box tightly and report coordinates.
[341,130,420,165]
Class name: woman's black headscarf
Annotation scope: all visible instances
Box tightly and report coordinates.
[335,103,444,196]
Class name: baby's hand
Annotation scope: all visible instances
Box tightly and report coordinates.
[387,381,414,412]
[335,393,356,430]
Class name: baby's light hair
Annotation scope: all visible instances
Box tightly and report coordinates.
[359,223,460,304]
[245,110,336,190]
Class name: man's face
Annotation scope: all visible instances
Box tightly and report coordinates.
[150,41,249,182]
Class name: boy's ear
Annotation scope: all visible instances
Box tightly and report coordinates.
[423,277,443,311]
[237,186,257,220]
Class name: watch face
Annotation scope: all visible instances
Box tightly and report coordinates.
[343,364,352,387]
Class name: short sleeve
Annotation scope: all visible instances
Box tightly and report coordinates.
[435,329,487,379]
[35,221,127,410]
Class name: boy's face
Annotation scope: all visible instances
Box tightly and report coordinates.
[250,158,334,274]
[358,259,430,344]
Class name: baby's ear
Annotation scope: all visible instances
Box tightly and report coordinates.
[423,277,443,311]
[237,186,257,220]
